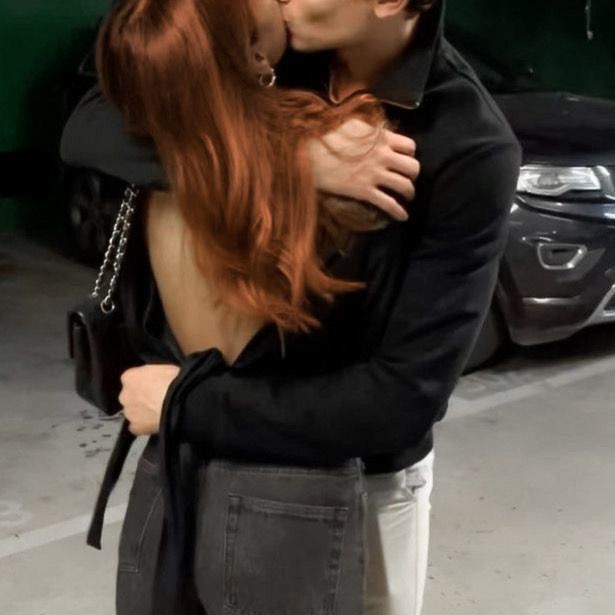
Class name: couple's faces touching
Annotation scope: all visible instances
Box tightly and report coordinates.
[278,0,375,51]
[250,0,412,69]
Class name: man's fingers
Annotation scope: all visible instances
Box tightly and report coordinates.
[120,367,133,384]
[385,130,416,156]
[379,171,416,202]
[129,425,143,437]
[365,187,409,221]
[388,152,420,180]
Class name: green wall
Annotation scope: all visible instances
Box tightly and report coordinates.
[0,0,109,150]
[0,0,109,232]
[447,0,615,99]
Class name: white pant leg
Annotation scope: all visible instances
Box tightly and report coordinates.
[363,448,435,615]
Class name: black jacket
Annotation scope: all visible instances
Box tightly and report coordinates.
[61,0,521,472]
[61,1,521,611]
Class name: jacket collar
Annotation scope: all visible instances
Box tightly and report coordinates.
[369,0,445,110]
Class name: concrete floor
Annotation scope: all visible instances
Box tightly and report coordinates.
[1,231,613,615]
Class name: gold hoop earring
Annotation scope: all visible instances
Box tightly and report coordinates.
[258,68,277,88]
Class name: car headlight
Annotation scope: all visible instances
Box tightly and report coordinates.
[517,165,601,197]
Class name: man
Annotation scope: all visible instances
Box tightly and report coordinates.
[61,1,521,613]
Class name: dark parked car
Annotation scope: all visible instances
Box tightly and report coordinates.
[60,30,615,371]
[445,27,615,369]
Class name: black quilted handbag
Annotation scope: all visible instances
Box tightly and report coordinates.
[66,183,143,416]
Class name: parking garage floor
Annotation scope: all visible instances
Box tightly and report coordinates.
[1,232,614,615]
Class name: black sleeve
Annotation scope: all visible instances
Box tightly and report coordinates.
[173,139,523,466]
[57,0,165,189]
[59,81,168,189]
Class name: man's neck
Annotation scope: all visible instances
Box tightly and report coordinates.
[330,14,421,102]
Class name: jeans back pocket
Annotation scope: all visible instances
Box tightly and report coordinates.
[224,493,349,615]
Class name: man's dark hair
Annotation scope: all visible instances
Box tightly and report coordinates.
[406,0,437,14]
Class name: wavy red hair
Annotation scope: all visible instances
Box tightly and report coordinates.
[96,0,386,334]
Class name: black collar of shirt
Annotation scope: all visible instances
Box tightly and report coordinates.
[278,0,445,110]
[370,0,445,109]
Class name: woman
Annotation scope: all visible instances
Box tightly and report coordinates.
[95,0,417,613]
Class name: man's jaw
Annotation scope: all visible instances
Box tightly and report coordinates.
[284,22,321,53]
[285,21,306,50]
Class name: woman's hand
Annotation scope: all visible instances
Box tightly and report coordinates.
[307,118,420,222]
[118,364,181,436]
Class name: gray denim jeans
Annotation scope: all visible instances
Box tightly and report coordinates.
[116,435,368,615]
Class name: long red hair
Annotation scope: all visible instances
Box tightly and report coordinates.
[96,0,386,334]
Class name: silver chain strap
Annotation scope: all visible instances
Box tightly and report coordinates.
[89,184,140,314]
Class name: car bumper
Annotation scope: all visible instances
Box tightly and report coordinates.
[497,197,615,345]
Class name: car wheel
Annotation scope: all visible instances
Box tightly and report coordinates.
[464,302,510,373]
[65,170,117,265]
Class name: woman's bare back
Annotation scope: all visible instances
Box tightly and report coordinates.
[143,190,267,365]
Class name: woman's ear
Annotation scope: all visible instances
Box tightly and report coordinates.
[250,47,272,79]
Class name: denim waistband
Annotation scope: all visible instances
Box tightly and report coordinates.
[203,456,363,478]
